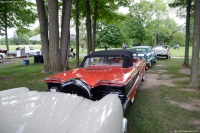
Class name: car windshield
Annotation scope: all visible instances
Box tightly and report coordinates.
[155,46,166,49]
[83,56,123,67]
[133,48,148,53]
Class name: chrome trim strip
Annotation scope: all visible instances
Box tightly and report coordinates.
[61,78,92,99]
[122,118,128,133]
[127,74,140,96]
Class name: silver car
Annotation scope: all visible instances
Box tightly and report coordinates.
[0,87,127,133]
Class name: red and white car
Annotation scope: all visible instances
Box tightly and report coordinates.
[44,50,146,109]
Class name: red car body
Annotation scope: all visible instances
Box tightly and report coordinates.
[44,50,146,109]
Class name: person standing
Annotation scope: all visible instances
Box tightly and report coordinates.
[105,45,108,50]
[81,42,85,53]
[122,42,127,49]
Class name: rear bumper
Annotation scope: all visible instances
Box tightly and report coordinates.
[157,54,168,56]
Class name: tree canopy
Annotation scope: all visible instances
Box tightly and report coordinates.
[0,0,37,50]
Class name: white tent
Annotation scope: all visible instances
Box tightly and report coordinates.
[29,33,76,41]
[29,34,41,41]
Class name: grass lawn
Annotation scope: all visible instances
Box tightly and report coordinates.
[0,48,199,132]
[125,58,200,132]
[170,47,193,57]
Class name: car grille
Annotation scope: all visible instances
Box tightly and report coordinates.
[91,86,126,105]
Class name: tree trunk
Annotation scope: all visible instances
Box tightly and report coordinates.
[86,0,92,55]
[92,0,98,52]
[154,23,158,47]
[3,2,9,51]
[61,0,72,71]
[189,0,200,89]
[75,0,80,68]
[36,0,50,72]
[86,20,90,55]
[183,0,191,67]
[48,0,62,72]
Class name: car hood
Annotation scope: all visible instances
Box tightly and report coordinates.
[0,87,123,133]
[45,67,132,88]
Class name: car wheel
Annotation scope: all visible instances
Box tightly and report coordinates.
[72,53,75,58]
[142,74,145,82]
[148,61,152,68]
[166,55,169,59]
[154,58,157,63]
[0,55,3,63]
[123,99,133,110]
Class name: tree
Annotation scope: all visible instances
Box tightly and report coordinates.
[85,0,92,55]
[72,0,129,54]
[120,0,181,46]
[48,0,62,72]
[98,24,123,47]
[150,0,167,46]
[36,0,73,72]
[170,31,185,46]
[189,0,200,89]
[61,0,72,71]
[36,0,50,72]
[184,0,192,66]
[127,0,153,45]
[92,0,98,52]
[75,0,80,68]
[0,0,37,50]
[169,0,194,66]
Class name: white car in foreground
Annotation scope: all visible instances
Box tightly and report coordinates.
[0,87,127,133]
[154,45,171,59]
[0,53,6,63]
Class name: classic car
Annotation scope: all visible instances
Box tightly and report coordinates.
[154,45,171,59]
[44,50,146,109]
[7,46,41,57]
[0,87,127,133]
[0,52,6,63]
[131,46,157,68]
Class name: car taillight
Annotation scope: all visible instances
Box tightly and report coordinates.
[44,78,62,83]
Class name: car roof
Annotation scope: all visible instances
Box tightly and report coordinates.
[80,50,133,68]
[88,49,132,57]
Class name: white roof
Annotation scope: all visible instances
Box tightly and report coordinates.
[29,33,76,41]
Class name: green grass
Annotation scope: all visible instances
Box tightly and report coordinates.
[125,58,200,133]
[0,58,51,91]
[170,46,193,57]
[0,57,81,91]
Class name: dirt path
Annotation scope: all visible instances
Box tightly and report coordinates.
[138,64,200,129]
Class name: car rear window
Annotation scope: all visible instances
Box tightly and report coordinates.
[83,56,123,67]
